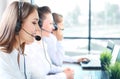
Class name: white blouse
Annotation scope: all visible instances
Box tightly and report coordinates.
[0,49,30,79]
[25,40,66,79]
[43,34,78,66]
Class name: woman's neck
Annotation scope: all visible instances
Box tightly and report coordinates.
[14,35,23,50]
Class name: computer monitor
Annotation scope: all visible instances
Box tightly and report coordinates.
[81,44,119,70]
[106,40,115,53]
[111,45,120,65]
[115,48,120,62]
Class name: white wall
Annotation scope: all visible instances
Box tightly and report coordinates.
[0,0,7,20]
[0,0,31,20]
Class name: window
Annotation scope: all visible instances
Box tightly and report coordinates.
[34,0,120,54]
[91,0,120,38]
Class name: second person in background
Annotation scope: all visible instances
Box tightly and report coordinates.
[25,6,74,79]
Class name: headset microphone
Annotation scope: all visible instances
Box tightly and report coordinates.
[41,28,52,33]
[35,35,41,41]
[22,28,41,41]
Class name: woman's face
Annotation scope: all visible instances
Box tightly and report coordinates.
[42,13,54,37]
[55,18,64,35]
[19,10,40,44]
[57,21,64,35]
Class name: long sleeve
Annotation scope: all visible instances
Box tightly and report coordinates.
[55,41,78,64]
[57,41,78,63]
[0,50,25,79]
[49,64,64,73]
[0,68,24,79]
[43,34,78,66]
[30,72,66,79]
[45,72,66,79]
[56,41,65,65]
[63,55,78,63]
[25,41,67,79]
[0,71,19,79]
[43,34,64,66]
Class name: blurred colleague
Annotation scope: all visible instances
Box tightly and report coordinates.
[0,1,40,79]
[25,6,74,79]
[43,13,89,66]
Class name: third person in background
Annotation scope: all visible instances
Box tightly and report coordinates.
[43,12,89,66]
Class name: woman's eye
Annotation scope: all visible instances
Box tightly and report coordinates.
[32,22,37,25]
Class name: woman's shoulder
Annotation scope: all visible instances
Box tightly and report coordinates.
[0,49,8,57]
[0,49,18,61]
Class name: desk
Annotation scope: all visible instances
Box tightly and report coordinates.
[63,63,109,79]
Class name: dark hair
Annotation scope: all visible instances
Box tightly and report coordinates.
[37,6,51,20]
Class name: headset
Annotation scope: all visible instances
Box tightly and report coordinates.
[15,1,28,79]
[38,18,43,28]
[38,18,52,70]
[38,12,58,31]
[37,9,51,33]
[15,1,22,34]
[37,7,43,28]
[15,1,41,41]
[52,13,58,31]
[37,7,52,69]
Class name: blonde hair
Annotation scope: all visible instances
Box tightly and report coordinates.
[0,1,37,53]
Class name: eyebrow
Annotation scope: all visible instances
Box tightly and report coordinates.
[33,18,39,21]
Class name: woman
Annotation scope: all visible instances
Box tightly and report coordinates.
[44,13,89,66]
[0,1,40,79]
[25,6,74,79]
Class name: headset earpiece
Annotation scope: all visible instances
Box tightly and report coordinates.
[37,7,43,28]
[15,2,22,34]
[53,23,58,30]
[52,13,58,31]
[38,18,42,28]
[15,19,22,33]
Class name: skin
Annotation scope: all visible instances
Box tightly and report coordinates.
[53,17,89,63]
[40,13,74,79]
[18,10,40,45]
[41,13,54,37]
[53,20,64,41]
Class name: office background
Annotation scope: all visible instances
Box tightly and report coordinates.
[1,0,120,55]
